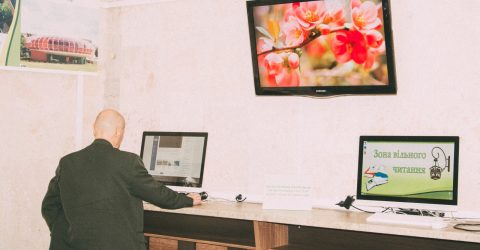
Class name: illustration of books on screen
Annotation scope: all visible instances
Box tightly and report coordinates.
[364,166,389,191]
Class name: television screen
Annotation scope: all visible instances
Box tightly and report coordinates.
[140,132,208,188]
[246,0,396,96]
[357,136,459,206]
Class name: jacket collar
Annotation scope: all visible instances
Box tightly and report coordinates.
[92,138,114,148]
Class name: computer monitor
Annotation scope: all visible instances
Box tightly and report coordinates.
[356,136,459,211]
[140,131,207,191]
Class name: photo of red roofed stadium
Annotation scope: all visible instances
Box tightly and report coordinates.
[20,0,99,72]
[22,34,97,64]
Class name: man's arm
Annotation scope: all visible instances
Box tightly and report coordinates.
[127,156,198,209]
[41,165,63,231]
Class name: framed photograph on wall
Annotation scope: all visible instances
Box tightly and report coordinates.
[1,0,100,72]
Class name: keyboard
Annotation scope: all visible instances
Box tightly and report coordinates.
[366,213,448,229]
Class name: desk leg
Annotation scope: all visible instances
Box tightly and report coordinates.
[253,221,288,250]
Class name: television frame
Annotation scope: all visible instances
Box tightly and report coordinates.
[140,131,208,188]
[356,136,460,209]
[246,0,397,96]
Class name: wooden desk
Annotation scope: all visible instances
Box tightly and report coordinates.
[144,201,480,250]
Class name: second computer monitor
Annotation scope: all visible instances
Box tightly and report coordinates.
[356,135,459,210]
[140,131,207,188]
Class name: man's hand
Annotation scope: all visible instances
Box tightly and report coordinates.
[187,193,202,206]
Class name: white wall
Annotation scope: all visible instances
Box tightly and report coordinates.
[2,0,480,249]
[0,71,103,249]
[107,0,480,210]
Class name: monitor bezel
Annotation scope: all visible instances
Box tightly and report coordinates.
[356,135,459,206]
[246,0,397,96]
[140,131,208,188]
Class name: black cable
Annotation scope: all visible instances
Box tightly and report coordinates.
[453,223,480,232]
[351,205,375,214]
[337,195,376,213]
[381,207,393,213]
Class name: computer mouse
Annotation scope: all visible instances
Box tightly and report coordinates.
[199,191,208,201]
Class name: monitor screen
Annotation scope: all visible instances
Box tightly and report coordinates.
[357,136,459,206]
[246,0,396,96]
[140,132,207,188]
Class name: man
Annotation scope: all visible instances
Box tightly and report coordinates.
[41,109,201,250]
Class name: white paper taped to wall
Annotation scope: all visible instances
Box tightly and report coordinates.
[262,174,313,210]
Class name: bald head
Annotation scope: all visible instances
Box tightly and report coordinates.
[93,109,125,148]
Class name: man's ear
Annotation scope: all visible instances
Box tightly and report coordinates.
[115,127,123,137]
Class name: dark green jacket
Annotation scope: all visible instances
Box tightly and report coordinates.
[41,139,193,250]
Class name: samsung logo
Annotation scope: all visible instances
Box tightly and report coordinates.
[315,90,327,93]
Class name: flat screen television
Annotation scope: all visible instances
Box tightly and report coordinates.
[140,131,208,192]
[356,136,459,211]
[246,0,396,96]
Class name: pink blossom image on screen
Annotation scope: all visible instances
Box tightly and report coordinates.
[254,0,389,87]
